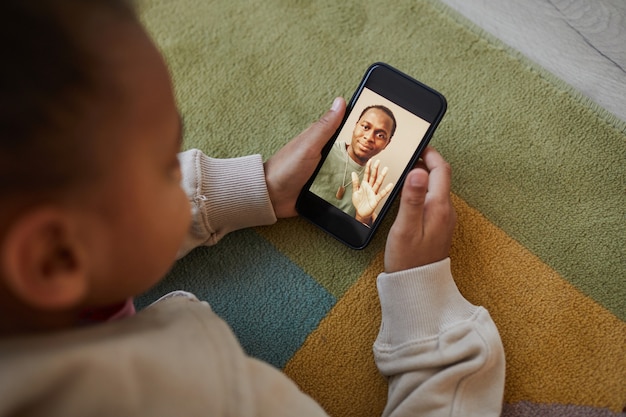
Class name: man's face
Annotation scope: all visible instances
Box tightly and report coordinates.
[348,108,394,165]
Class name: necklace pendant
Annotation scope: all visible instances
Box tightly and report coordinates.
[336,185,345,200]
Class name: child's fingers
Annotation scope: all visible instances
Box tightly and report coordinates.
[292,97,346,156]
[420,147,451,203]
[393,169,428,238]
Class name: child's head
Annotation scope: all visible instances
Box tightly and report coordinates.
[0,0,190,335]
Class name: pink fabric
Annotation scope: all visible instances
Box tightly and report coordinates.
[106,298,136,321]
[78,298,136,324]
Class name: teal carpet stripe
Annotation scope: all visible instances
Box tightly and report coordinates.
[136,229,336,368]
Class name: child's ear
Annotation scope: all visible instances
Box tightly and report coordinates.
[1,207,88,311]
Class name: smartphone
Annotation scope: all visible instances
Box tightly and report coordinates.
[296,62,447,249]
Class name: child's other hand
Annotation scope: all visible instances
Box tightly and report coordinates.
[384,147,456,273]
[264,97,346,218]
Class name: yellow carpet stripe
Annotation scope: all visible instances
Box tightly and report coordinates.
[284,251,388,417]
[449,193,626,411]
[285,193,626,413]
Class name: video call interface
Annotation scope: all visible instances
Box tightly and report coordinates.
[310,87,431,219]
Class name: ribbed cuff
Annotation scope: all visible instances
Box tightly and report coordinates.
[195,152,277,231]
[375,258,478,347]
[179,149,277,248]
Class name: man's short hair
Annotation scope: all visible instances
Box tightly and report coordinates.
[358,105,397,140]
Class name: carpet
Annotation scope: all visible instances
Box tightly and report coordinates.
[135,0,626,415]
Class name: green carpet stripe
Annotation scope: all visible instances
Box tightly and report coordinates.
[254,216,392,299]
[428,15,626,319]
[409,2,626,320]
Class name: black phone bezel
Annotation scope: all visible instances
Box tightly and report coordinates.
[296,62,447,249]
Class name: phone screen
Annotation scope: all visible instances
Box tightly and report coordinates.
[309,87,432,218]
[297,63,446,249]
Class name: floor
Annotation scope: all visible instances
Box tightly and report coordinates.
[440,0,626,122]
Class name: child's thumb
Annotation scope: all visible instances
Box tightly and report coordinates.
[396,169,428,231]
[301,97,345,151]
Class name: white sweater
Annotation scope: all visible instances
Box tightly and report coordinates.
[0,149,505,417]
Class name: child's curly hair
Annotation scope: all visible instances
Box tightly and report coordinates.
[0,0,136,199]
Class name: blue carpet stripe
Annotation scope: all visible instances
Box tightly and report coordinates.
[136,229,336,368]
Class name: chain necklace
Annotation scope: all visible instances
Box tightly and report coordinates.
[336,146,364,200]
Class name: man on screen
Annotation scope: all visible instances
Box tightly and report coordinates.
[310,105,397,226]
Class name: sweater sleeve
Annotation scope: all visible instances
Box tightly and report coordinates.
[373,258,505,417]
[176,149,278,258]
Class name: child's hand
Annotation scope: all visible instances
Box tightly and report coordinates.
[384,147,456,273]
[264,97,346,218]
